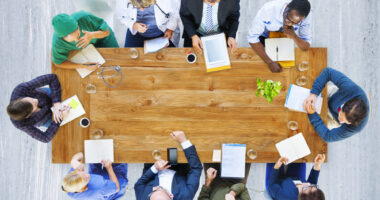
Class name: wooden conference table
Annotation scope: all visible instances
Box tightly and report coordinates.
[52,48,327,163]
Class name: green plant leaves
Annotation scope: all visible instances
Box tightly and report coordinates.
[256,78,283,103]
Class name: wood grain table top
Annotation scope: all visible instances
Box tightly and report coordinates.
[52,47,327,163]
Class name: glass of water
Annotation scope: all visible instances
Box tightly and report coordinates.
[91,129,104,139]
[247,149,258,160]
[296,76,308,86]
[86,84,96,94]
[287,121,298,131]
[128,48,139,59]
[152,150,162,160]
[298,61,309,71]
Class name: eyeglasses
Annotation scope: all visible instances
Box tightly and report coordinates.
[283,7,299,25]
[148,186,172,199]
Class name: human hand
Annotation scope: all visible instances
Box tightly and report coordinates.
[154,160,171,171]
[101,159,113,169]
[164,29,173,40]
[305,93,317,106]
[61,105,70,119]
[227,37,238,54]
[73,162,85,172]
[274,157,288,169]
[82,62,99,71]
[283,25,296,39]
[170,131,187,143]
[76,30,93,48]
[71,152,84,171]
[303,101,316,114]
[313,154,326,170]
[133,22,148,33]
[52,102,63,123]
[205,167,217,186]
[268,61,283,73]
[225,193,236,200]
[191,35,203,54]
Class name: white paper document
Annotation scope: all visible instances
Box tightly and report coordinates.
[275,133,311,164]
[70,44,106,78]
[144,37,169,54]
[85,139,114,163]
[265,38,295,61]
[53,95,86,126]
[221,144,246,178]
[285,84,323,114]
[201,33,231,72]
[212,149,221,162]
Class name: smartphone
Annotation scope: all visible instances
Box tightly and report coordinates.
[167,148,178,165]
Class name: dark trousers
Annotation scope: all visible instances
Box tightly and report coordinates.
[203,163,251,185]
[265,163,306,192]
[124,29,175,48]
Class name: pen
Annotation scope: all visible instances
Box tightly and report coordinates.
[276,46,279,61]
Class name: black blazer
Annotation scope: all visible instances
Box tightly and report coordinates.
[180,0,240,39]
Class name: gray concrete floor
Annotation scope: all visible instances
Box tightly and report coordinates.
[0,0,379,199]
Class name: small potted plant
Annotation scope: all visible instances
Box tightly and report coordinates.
[256,78,283,103]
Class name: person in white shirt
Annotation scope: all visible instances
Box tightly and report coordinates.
[247,0,312,73]
[134,131,203,200]
[117,0,181,47]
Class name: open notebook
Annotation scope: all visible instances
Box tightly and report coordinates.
[201,33,231,72]
[285,84,323,114]
[275,133,311,164]
[265,38,295,61]
[85,139,114,163]
[144,37,169,54]
[70,44,106,78]
[221,144,246,178]
[52,95,86,126]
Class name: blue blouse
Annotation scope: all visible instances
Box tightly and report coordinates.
[136,5,163,37]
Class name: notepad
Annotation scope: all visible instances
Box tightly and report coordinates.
[265,38,295,61]
[84,139,114,163]
[275,133,311,164]
[221,144,246,178]
[285,84,323,114]
[201,33,231,72]
[56,95,86,126]
[144,37,169,54]
[70,44,106,78]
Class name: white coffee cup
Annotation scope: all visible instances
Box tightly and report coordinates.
[79,117,90,128]
[186,53,197,64]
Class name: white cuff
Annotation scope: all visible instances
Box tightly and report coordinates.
[150,165,158,174]
[181,140,192,149]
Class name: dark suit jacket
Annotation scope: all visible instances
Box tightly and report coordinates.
[134,145,203,200]
[180,0,240,39]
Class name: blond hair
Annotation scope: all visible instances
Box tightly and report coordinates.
[130,0,156,8]
[61,171,87,193]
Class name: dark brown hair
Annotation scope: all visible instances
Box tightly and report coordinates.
[7,98,33,121]
[299,189,325,200]
[342,98,367,126]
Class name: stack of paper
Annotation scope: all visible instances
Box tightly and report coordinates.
[144,37,169,54]
[70,44,106,78]
[201,33,231,72]
[284,84,323,114]
[275,133,311,164]
[52,95,86,126]
[221,144,246,178]
[85,139,114,163]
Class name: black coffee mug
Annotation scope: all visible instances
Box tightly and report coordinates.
[187,53,197,64]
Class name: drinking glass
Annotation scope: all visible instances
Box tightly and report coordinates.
[247,149,258,160]
[296,76,308,86]
[298,61,309,71]
[128,48,139,59]
[287,121,298,131]
[91,129,104,139]
[86,84,96,94]
[152,150,162,160]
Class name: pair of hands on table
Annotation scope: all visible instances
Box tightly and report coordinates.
[303,93,317,114]
[205,167,237,200]
[192,35,238,55]
[52,103,70,124]
[133,22,173,40]
[274,154,326,171]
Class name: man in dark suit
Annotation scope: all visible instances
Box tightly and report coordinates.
[180,0,240,54]
[134,131,203,200]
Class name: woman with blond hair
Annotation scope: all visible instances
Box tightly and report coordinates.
[117,0,181,47]
[62,152,128,200]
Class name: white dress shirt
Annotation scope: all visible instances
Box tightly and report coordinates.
[247,0,312,44]
[150,140,193,194]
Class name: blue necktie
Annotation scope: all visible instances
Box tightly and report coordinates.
[205,4,213,34]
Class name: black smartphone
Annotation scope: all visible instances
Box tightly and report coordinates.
[167,148,178,165]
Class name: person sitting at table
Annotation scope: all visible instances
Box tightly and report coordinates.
[52,11,119,70]
[134,131,203,200]
[180,0,240,54]
[303,68,369,142]
[198,164,251,200]
[248,0,312,73]
[266,154,326,200]
[62,152,128,200]
[6,74,69,143]
[117,0,181,47]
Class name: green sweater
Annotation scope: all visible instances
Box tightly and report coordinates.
[198,182,251,200]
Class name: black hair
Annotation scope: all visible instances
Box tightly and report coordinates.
[342,98,368,126]
[7,98,33,121]
[288,0,311,17]
[299,189,325,200]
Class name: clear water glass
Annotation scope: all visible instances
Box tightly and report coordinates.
[86,84,96,94]
[287,121,298,131]
[129,48,139,59]
[152,150,162,160]
[298,61,309,71]
[91,129,104,139]
[247,149,258,160]
[296,76,308,86]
